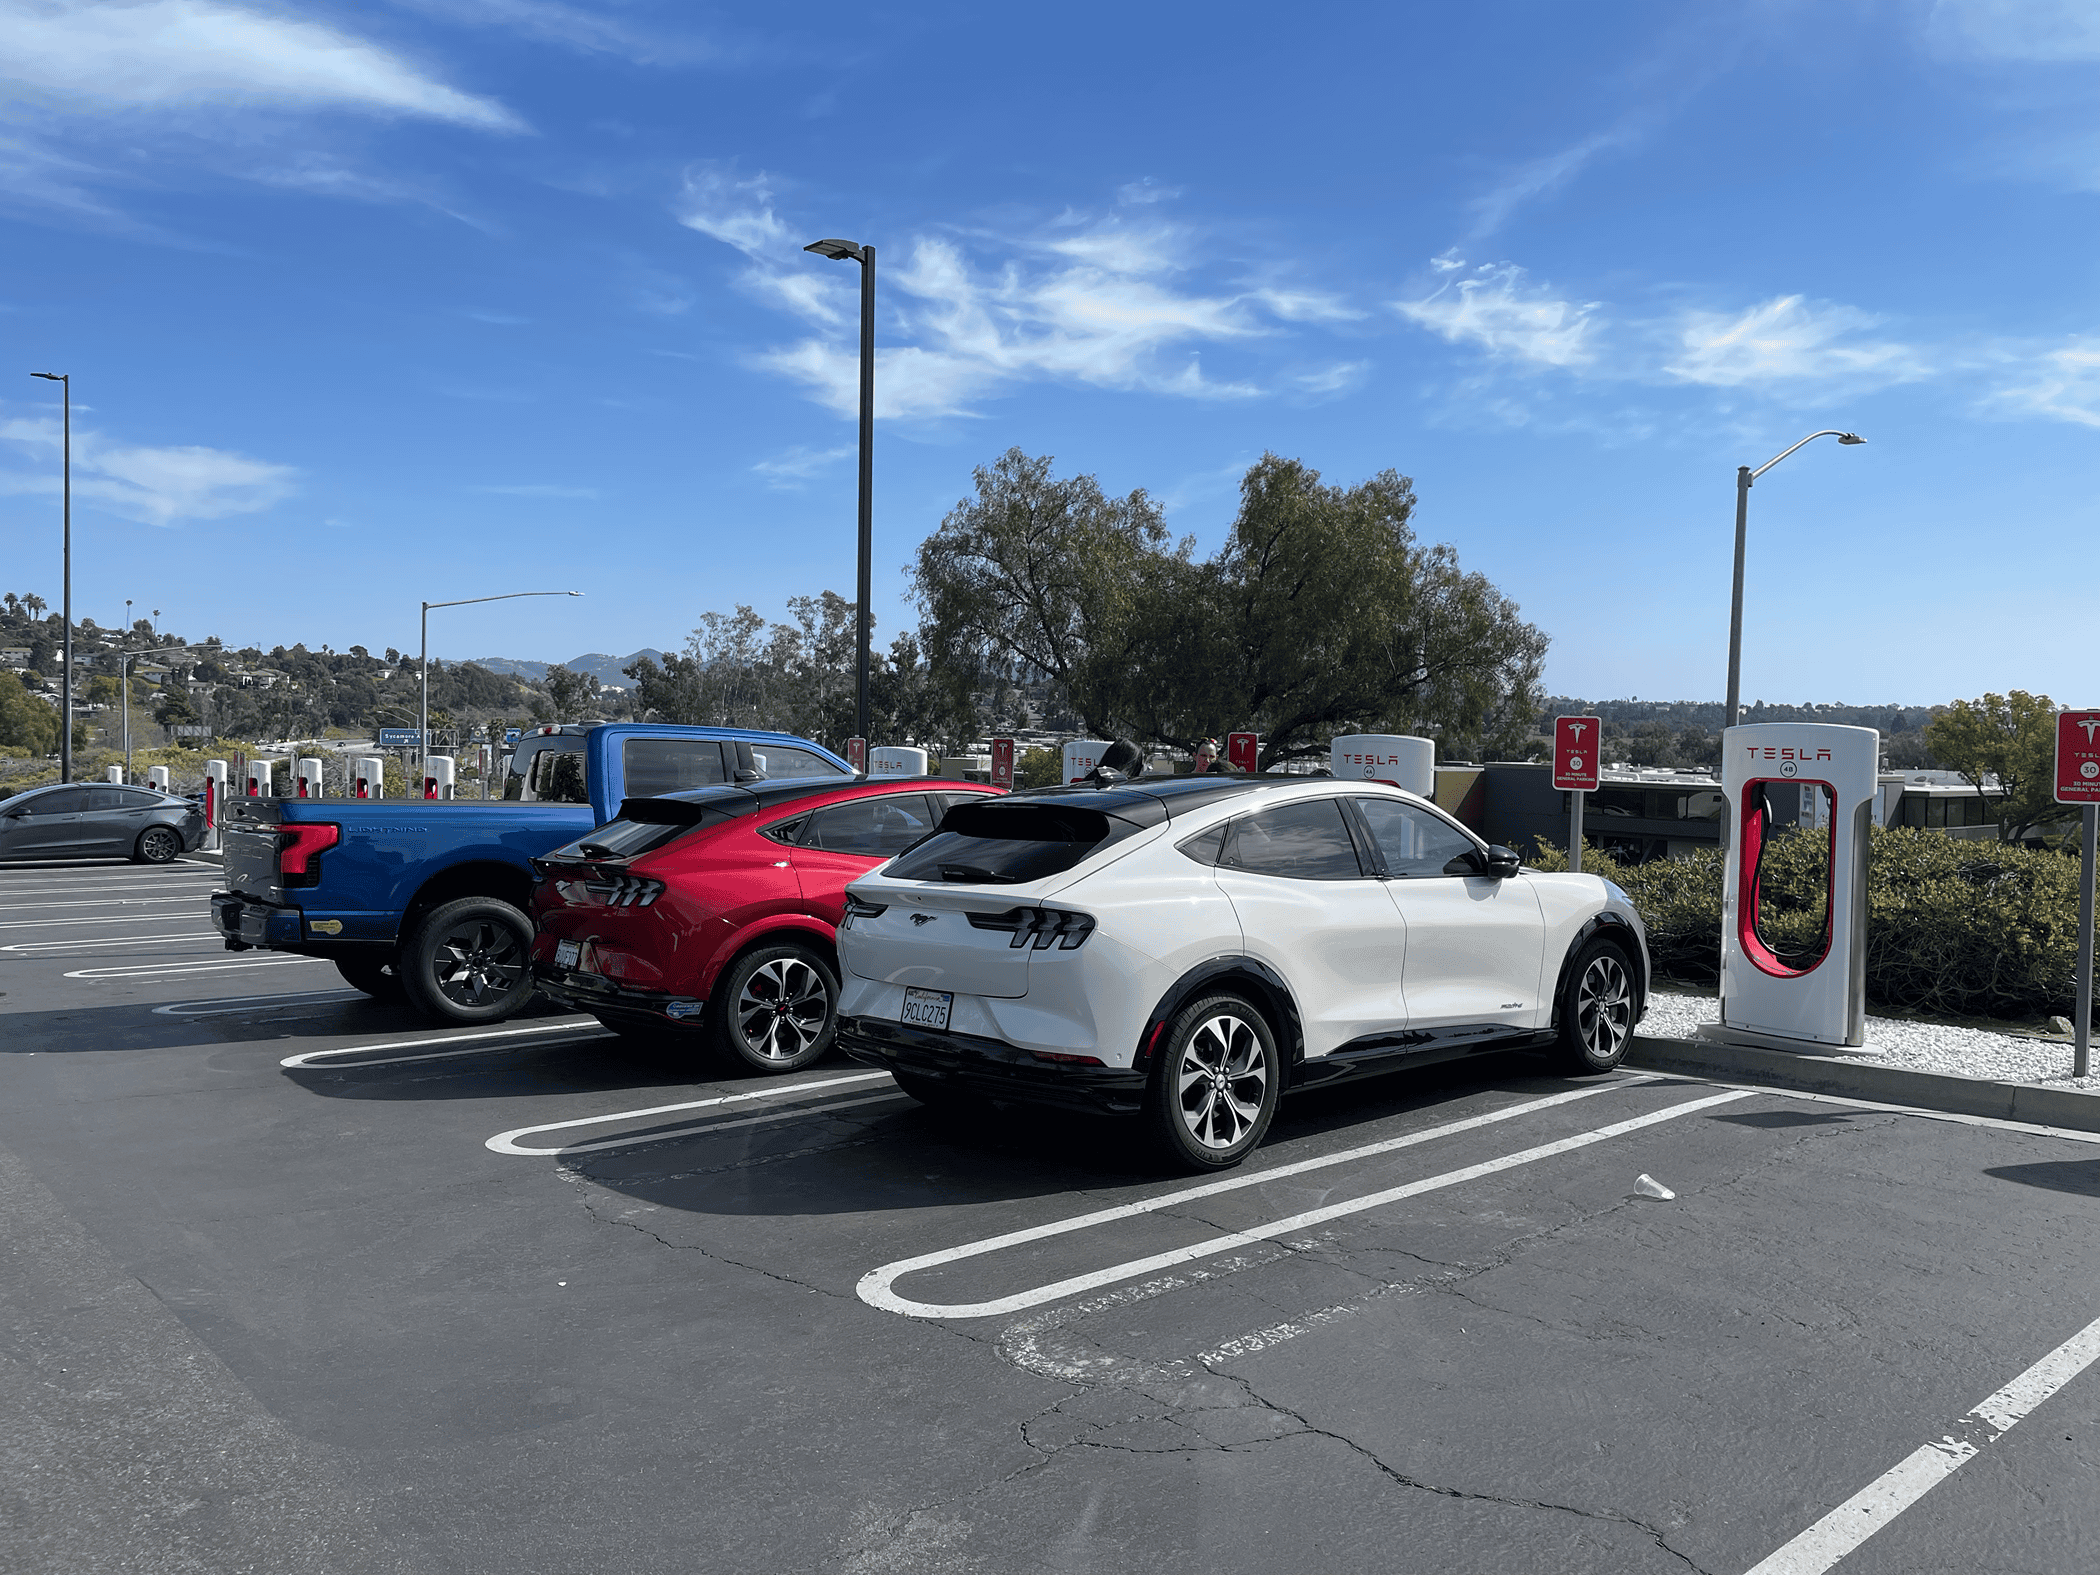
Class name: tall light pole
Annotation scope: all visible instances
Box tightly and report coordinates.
[421,591,583,790]
[1725,430,1866,729]
[30,372,70,782]
[803,236,875,751]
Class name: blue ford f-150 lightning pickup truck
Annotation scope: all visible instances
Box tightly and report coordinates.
[210,723,852,1024]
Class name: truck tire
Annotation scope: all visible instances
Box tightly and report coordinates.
[334,953,402,999]
[398,896,536,1025]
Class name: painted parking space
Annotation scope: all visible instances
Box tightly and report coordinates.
[6,877,2100,1573]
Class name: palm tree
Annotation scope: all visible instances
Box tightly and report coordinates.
[24,594,46,619]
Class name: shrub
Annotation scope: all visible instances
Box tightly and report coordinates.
[1528,827,2093,1021]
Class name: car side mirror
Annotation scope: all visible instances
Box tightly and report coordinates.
[1484,845,1522,878]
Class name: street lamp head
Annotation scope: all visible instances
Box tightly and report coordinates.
[1837,432,1866,445]
[804,238,865,263]
[30,371,63,382]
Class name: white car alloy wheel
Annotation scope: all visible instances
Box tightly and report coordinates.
[1562,941,1634,1071]
[1148,992,1280,1171]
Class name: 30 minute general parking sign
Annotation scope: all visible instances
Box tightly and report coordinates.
[1553,716,1601,792]
[2055,710,2100,804]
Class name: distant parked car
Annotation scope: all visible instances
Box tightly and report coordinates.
[0,782,206,864]
[531,776,1000,1072]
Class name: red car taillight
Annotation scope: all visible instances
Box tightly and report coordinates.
[278,822,339,887]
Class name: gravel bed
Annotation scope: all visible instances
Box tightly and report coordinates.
[1639,988,2095,1092]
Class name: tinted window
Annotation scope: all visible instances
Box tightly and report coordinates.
[804,794,938,856]
[547,817,691,861]
[1221,799,1365,880]
[23,788,90,815]
[747,744,848,781]
[87,788,137,811]
[889,803,1130,885]
[1177,823,1227,865]
[1353,797,1479,878]
[623,738,727,797]
[527,746,588,803]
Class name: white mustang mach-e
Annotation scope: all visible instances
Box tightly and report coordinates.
[835,774,1648,1170]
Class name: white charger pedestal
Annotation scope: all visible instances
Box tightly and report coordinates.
[423,756,455,800]
[1696,722,1880,1053]
[1060,740,1111,785]
[203,760,228,851]
[1329,734,1435,795]
[296,757,325,798]
[869,746,929,779]
[353,757,384,799]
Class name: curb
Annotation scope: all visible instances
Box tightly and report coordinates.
[1629,1034,2100,1136]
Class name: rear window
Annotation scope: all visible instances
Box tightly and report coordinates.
[546,817,693,862]
[503,741,588,803]
[747,743,849,781]
[887,802,1137,885]
[623,738,727,797]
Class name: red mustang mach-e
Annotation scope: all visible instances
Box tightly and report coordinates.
[530,775,999,1072]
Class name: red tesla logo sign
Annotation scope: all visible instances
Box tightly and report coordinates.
[1226,732,1259,773]
[2055,710,2100,805]
[1554,716,1600,792]
[845,737,867,772]
[990,737,1015,792]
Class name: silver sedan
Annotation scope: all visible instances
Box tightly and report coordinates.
[0,783,207,864]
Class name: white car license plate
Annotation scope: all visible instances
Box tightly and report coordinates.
[900,987,953,1032]
[553,939,580,970]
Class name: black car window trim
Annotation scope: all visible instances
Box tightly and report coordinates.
[759,813,809,846]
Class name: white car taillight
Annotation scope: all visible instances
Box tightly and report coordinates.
[967,907,1096,950]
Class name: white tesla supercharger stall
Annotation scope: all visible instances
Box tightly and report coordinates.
[1328,734,1435,795]
[1697,722,1879,1051]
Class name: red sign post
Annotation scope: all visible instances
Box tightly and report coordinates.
[2058,711,2100,1076]
[1226,732,1259,774]
[989,737,1016,792]
[1554,716,1601,873]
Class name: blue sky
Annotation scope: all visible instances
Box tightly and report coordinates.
[2,0,2095,708]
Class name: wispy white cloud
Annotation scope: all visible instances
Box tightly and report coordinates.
[1116,178,1181,206]
[687,187,1316,419]
[1663,296,1931,391]
[0,414,296,525]
[676,165,791,256]
[0,0,524,130]
[466,482,600,498]
[1465,129,1631,240]
[1293,360,1371,396]
[390,0,718,65]
[1926,0,2100,60]
[752,444,853,488]
[1394,261,1602,368]
[1986,341,2100,427]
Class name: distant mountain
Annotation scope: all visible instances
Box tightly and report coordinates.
[470,650,667,691]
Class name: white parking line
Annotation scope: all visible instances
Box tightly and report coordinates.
[280,1018,610,1069]
[0,895,205,911]
[0,914,217,931]
[158,988,365,1017]
[0,878,218,898]
[486,1071,899,1155]
[858,1084,1750,1319]
[1744,1310,2100,1574]
[1,931,220,953]
[63,956,327,980]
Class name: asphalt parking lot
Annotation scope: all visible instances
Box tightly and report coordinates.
[5,857,2098,1574]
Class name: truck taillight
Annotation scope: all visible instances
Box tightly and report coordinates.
[278,822,340,885]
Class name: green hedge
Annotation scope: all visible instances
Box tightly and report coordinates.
[1529,827,2092,1021]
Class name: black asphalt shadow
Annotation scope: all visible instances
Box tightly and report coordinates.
[1709,1109,1857,1128]
[1985,1159,2100,1197]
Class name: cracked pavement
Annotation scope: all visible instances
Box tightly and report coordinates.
[5,859,2100,1574]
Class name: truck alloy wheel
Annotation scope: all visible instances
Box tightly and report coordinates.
[712,944,837,1073]
[400,896,536,1024]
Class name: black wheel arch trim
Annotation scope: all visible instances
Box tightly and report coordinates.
[1138,955,1305,1071]
[1549,912,1648,1031]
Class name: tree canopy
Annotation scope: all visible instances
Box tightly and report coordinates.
[1923,691,2066,843]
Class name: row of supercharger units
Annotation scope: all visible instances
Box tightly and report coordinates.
[169,753,465,853]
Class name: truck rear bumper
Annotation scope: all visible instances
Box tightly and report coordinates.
[211,892,302,950]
